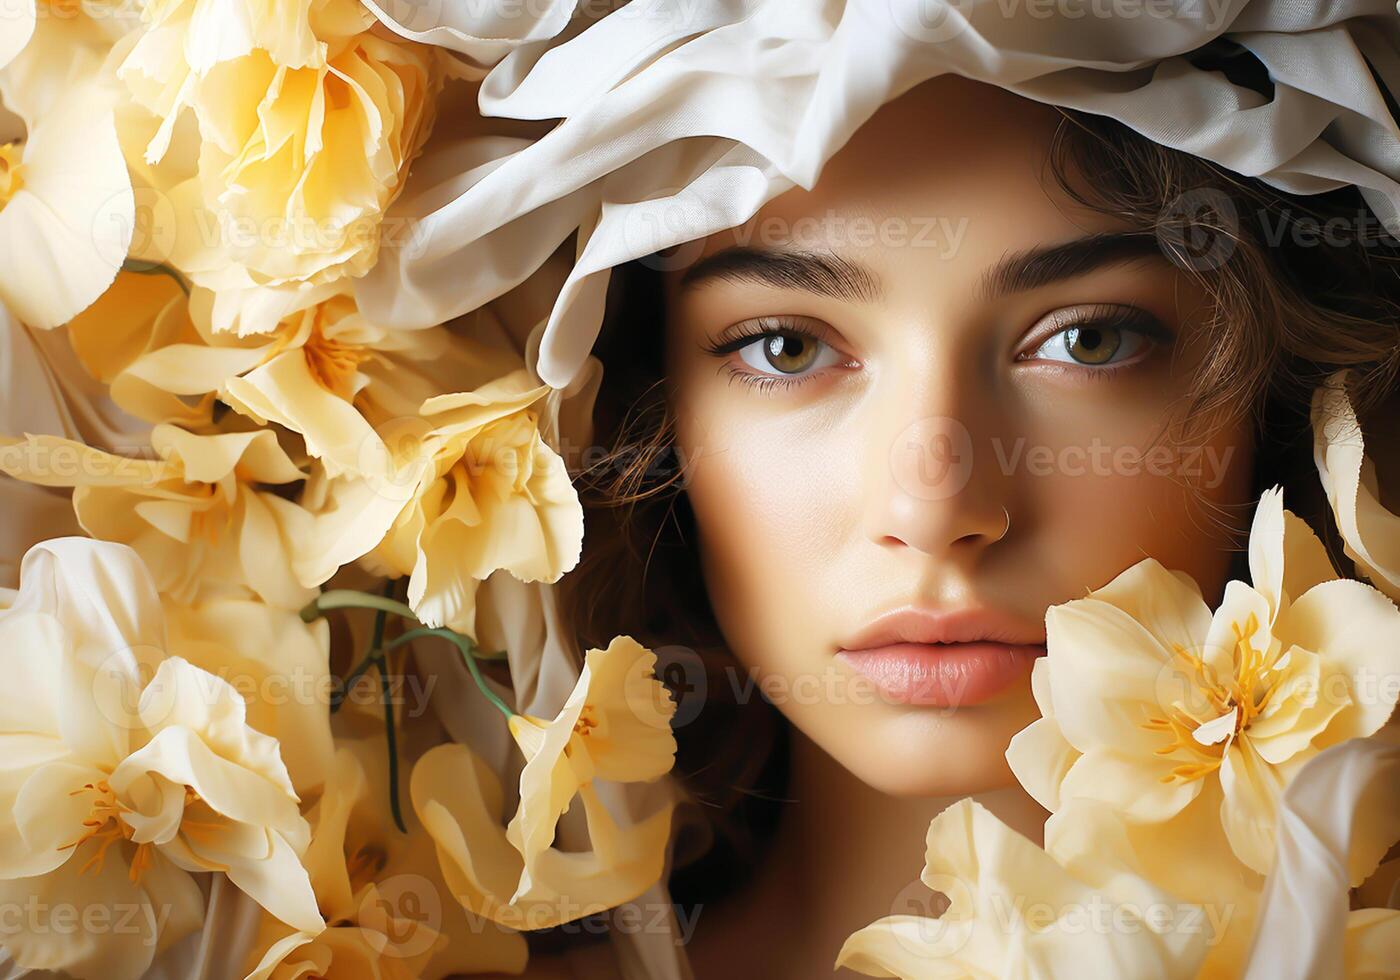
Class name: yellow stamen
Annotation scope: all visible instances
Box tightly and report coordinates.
[0,144,25,209]
[1142,612,1286,784]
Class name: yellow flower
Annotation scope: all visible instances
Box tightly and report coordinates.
[0,538,319,979]
[162,594,334,796]
[0,423,314,608]
[836,799,1210,979]
[0,0,34,70]
[246,742,527,980]
[410,636,677,930]
[1239,736,1400,979]
[1313,369,1400,604]
[0,40,133,328]
[110,288,510,480]
[109,656,323,933]
[1007,486,1400,877]
[505,635,678,896]
[117,0,445,331]
[297,369,584,637]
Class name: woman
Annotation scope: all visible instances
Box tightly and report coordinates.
[515,72,1400,977]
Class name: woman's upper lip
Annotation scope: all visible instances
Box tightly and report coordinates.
[838,604,1047,652]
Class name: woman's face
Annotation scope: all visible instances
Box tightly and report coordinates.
[661,76,1255,798]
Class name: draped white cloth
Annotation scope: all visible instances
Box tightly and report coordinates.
[357,0,1400,390]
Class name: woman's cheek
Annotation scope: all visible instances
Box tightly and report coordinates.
[1011,401,1254,602]
[676,386,852,675]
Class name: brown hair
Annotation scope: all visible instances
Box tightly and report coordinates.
[556,104,1400,914]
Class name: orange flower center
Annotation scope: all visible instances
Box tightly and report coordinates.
[1142,612,1284,784]
[0,144,25,209]
[59,779,156,883]
[573,705,600,738]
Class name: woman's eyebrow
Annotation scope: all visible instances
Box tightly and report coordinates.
[677,247,882,302]
[676,231,1164,302]
[977,231,1165,301]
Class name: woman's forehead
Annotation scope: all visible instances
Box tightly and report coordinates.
[663,77,1124,294]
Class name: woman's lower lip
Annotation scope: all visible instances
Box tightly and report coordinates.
[835,642,1046,707]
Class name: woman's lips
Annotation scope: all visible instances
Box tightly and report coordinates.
[835,641,1046,707]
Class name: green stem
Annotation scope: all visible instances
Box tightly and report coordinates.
[301,589,417,624]
[386,627,515,721]
[120,258,191,296]
[378,659,407,833]
[330,650,382,714]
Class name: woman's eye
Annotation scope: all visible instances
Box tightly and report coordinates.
[736,332,844,377]
[1023,323,1153,367]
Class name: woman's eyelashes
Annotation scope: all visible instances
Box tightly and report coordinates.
[701,305,1174,391]
[1016,305,1173,371]
[700,316,852,389]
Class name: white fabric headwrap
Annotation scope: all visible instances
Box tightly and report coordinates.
[357,0,1400,390]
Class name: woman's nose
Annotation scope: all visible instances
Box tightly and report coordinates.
[860,401,1015,561]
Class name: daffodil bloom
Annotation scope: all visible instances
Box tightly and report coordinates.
[0,54,133,328]
[0,423,314,608]
[1007,486,1400,878]
[0,538,321,979]
[117,0,446,331]
[162,594,334,797]
[1313,369,1400,604]
[1240,736,1400,980]
[837,799,1210,979]
[0,0,34,70]
[411,636,678,930]
[246,743,527,980]
[505,635,678,896]
[110,289,510,480]
[296,369,584,637]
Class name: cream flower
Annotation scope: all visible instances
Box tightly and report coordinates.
[108,656,323,933]
[296,369,584,637]
[411,636,677,930]
[162,594,334,796]
[1007,486,1400,877]
[1313,369,1400,604]
[106,288,507,480]
[0,537,319,979]
[246,742,528,980]
[836,799,1210,979]
[117,0,445,331]
[505,635,678,896]
[0,54,133,328]
[0,0,34,70]
[0,423,314,608]
[1240,736,1400,979]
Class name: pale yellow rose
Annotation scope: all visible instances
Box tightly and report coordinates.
[410,636,677,931]
[836,799,1210,979]
[246,742,528,980]
[296,369,584,637]
[0,538,318,979]
[117,0,446,331]
[0,423,315,608]
[1007,486,1400,879]
[1313,369,1400,604]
